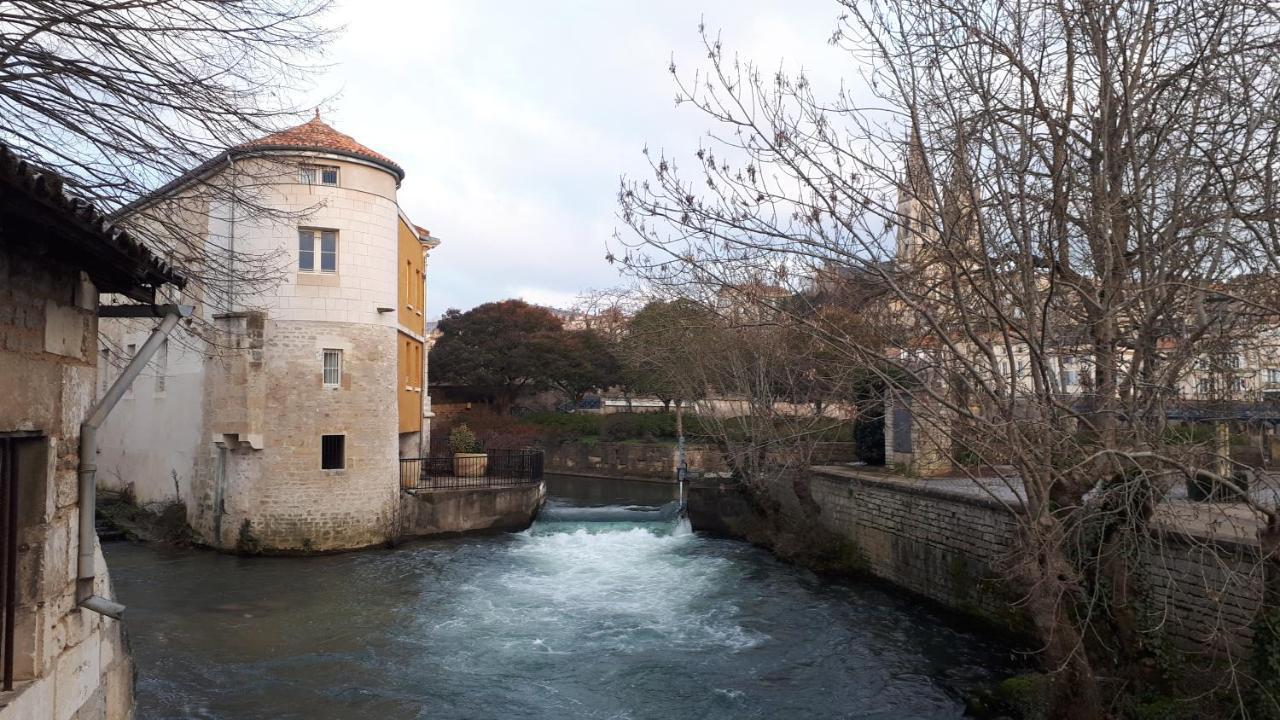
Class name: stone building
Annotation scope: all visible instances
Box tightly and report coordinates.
[0,144,186,719]
[97,116,437,552]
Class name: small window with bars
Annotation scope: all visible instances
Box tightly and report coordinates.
[322,349,342,387]
[321,434,345,470]
[300,164,339,186]
[155,339,168,394]
[298,228,338,273]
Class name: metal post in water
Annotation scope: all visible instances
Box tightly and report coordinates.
[676,400,687,514]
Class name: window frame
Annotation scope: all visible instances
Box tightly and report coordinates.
[300,164,339,186]
[298,228,338,274]
[322,349,343,388]
[321,434,346,470]
[154,338,168,395]
[123,343,137,398]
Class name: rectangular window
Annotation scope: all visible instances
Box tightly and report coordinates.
[323,349,342,387]
[1268,369,1280,385]
[124,343,136,398]
[299,229,314,271]
[300,165,339,186]
[299,229,338,273]
[320,230,337,272]
[404,261,412,309]
[321,434,345,470]
[99,347,111,398]
[155,339,168,394]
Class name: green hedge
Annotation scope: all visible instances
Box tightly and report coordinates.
[526,411,855,445]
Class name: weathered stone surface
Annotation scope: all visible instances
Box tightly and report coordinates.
[690,465,1266,656]
[0,249,135,720]
[400,482,545,537]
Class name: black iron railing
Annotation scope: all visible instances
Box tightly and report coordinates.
[400,449,544,491]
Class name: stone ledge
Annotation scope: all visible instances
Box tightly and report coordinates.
[810,466,1021,513]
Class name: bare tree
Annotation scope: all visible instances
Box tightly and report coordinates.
[618,2,1280,717]
[0,0,336,317]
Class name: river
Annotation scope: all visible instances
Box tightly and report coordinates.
[105,475,1019,719]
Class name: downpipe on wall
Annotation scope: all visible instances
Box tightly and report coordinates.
[77,304,192,618]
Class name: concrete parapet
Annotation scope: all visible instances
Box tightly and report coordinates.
[399,482,545,538]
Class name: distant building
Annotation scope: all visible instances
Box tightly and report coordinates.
[97,116,438,552]
[0,143,185,719]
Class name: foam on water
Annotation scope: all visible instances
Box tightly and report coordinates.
[422,509,764,660]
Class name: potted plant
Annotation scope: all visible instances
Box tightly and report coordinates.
[450,424,487,477]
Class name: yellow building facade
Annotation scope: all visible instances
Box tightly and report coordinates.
[396,212,437,455]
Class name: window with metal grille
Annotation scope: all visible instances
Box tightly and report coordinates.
[321,435,345,470]
[155,339,168,394]
[323,349,342,387]
[123,343,136,398]
[298,229,338,273]
[300,164,339,186]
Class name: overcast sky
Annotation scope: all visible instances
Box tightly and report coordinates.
[318,1,854,318]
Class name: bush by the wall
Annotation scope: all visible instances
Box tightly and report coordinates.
[524,411,604,441]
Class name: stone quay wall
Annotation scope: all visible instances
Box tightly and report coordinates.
[807,468,1022,627]
[692,466,1265,656]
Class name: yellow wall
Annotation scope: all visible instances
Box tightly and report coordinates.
[398,334,421,433]
[398,218,425,336]
[397,216,425,434]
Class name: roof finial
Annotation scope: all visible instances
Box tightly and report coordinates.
[314,107,321,120]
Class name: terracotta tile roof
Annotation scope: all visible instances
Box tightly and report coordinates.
[238,116,404,181]
[0,143,186,302]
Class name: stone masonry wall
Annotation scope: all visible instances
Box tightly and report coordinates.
[808,468,1019,626]
[0,249,133,720]
[189,317,400,552]
[805,467,1263,655]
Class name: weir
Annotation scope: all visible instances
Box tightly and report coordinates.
[109,474,1020,719]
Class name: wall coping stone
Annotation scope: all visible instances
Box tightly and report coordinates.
[811,465,1022,513]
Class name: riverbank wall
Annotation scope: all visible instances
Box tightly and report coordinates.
[399,482,546,538]
[543,441,858,482]
[689,466,1262,656]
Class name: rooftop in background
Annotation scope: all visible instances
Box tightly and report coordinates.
[238,113,405,181]
[0,143,186,303]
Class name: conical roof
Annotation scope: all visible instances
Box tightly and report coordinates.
[239,115,404,180]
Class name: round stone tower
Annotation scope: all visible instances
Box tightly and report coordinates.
[195,117,409,551]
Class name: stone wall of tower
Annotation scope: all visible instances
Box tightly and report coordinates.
[190,317,399,551]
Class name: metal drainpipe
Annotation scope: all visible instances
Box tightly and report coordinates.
[77,304,193,618]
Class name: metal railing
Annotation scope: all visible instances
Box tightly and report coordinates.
[400,449,544,491]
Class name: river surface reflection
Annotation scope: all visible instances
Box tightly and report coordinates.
[106,475,1018,719]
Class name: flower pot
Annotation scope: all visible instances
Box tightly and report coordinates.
[453,452,488,477]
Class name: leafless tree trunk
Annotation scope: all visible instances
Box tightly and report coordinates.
[1,0,336,339]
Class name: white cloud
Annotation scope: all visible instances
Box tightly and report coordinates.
[316,0,858,317]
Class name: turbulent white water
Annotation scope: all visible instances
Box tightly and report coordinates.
[108,477,1020,720]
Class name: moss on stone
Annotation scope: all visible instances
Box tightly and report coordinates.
[97,496,193,545]
[236,519,262,555]
[994,673,1050,720]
